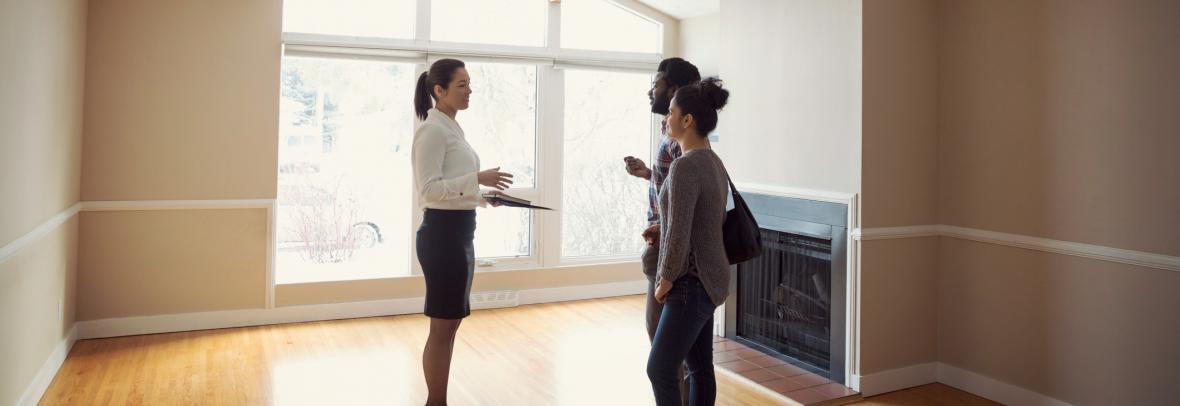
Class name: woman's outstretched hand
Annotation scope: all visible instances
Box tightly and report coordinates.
[478,167,514,190]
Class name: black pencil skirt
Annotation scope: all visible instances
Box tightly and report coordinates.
[416,208,477,319]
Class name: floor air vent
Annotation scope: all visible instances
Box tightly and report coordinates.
[470,290,519,310]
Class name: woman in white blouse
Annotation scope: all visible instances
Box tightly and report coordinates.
[411,58,513,406]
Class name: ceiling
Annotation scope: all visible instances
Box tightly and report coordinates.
[633,0,720,20]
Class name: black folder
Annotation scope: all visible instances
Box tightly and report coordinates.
[482,192,553,210]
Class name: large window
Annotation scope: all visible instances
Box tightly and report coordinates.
[562,69,653,258]
[276,57,417,284]
[431,0,548,47]
[282,0,416,39]
[561,0,662,54]
[461,62,538,188]
[278,0,667,283]
[462,62,539,259]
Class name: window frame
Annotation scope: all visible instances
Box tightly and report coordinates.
[278,0,672,280]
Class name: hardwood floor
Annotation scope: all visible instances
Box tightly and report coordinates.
[40,296,995,405]
[850,384,1001,406]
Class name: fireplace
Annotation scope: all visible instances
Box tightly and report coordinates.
[721,192,848,383]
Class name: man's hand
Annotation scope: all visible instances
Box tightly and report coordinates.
[623,156,652,180]
[642,224,660,246]
[654,277,673,303]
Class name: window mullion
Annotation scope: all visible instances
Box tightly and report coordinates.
[537,65,564,268]
[415,0,431,42]
[547,0,561,50]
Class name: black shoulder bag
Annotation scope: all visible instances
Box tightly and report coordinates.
[723,175,763,264]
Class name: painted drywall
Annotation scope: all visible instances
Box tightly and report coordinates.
[677,12,719,77]
[0,220,79,406]
[0,0,87,404]
[936,1,1180,403]
[939,238,1180,405]
[862,0,938,229]
[938,0,1180,257]
[77,209,268,320]
[0,0,86,245]
[80,0,282,200]
[716,0,862,195]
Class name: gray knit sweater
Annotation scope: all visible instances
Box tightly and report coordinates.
[656,149,731,306]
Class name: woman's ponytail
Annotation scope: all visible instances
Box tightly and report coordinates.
[414,71,432,120]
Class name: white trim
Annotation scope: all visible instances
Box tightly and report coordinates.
[76,297,422,339]
[852,225,941,241]
[857,362,1075,405]
[283,45,428,64]
[17,326,77,406]
[81,199,274,212]
[733,182,858,205]
[937,363,1074,406]
[939,225,1180,273]
[518,280,645,305]
[75,279,646,340]
[854,225,1180,272]
[265,201,276,309]
[845,193,861,390]
[0,203,81,265]
[858,362,937,397]
[281,33,663,68]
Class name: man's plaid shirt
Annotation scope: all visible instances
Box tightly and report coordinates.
[647,122,683,225]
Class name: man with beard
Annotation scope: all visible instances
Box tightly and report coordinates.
[623,57,701,406]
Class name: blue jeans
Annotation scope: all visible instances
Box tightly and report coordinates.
[647,276,717,406]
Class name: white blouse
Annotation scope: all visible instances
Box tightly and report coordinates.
[412,108,483,210]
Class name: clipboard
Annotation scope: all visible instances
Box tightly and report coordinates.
[482,192,554,211]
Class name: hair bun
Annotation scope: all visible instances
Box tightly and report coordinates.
[699,77,729,111]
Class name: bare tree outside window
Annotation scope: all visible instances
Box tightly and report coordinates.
[276,57,416,283]
[562,69,652,258]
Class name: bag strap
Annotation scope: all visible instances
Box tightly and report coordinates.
[724,171,741,199]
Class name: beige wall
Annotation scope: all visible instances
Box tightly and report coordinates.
[0,0,87,245]
[936,1,1180,404]
[77,210,267,320]
[0,221,79,406]
[76,0,280,320]
[716,0,862,195]
[938,0,1180,256]
[81,0,281,201]
[939,239,1180,406]
[862,0,939,229]
[677,13,719,77]
[0,0,87,404]
[857,0,940,376]
[858,238,938,374]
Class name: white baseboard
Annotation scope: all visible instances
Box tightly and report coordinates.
[937,363,1073,406]
[76,297,425,339]
[76,280,647,340]
[18,326,77,406]
[858,362,1073,406]
[518,280,646,305]
[858,362,937,396]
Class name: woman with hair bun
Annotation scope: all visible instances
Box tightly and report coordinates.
[645,77,733,406]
